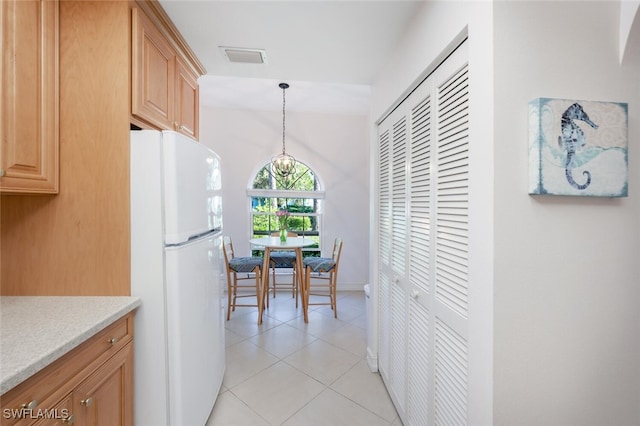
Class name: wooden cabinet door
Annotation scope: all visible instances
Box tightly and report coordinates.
[0,0,59,194]
[73,344,133,426]
[175,56,199,139]
[131,7,175,131]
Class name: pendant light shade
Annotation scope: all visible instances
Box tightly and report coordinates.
[271,82,296,178]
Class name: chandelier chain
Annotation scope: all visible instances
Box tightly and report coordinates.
[272,82,295,178]
[282,85,286,154]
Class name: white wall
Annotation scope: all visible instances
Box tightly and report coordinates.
[199,106,370,290]
[372,0,639,425]
[620,0,640,62]
[493,2,640,424]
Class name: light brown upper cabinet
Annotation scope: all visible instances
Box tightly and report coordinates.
[1,0,203,296]
[131,6,200,140]
[175,56,199,140]
[0,0,59,194]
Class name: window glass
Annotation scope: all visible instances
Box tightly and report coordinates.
[250,162,322,257]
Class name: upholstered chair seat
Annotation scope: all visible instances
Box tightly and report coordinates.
[223,236,264,320]
[302,238,343,318]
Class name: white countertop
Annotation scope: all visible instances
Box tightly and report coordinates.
[0,296,141,395]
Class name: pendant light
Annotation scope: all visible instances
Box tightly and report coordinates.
[271,82,296,178]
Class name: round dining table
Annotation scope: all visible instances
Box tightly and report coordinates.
[249,236,315,324]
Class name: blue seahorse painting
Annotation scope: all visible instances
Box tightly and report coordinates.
[528,98,628,197]
[557,103,598,190]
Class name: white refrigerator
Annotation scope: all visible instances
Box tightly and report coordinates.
[130,130,225,425]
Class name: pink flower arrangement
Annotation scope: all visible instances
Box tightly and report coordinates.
[276,209,290,229]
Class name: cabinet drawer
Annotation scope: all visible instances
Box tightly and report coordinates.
[3,392,72,426]
[30,393,72,426]
[1,314,133,425]
[70,314,133,371]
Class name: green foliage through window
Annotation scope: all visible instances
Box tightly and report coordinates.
[250,161,323,257]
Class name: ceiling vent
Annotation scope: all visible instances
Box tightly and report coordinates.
[219,47,268,64]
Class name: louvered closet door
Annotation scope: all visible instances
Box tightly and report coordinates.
[432,45,469,426]
[377,128,391,379]
[376,39,468,426]
[408,82,433,426]
[377,107,409,414]
[390,114,408,413]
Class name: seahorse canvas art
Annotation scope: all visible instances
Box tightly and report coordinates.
[529,98,628,197]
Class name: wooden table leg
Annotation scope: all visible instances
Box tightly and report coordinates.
[258,247,271,325]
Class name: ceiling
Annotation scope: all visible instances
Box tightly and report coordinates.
[158,0,425,113]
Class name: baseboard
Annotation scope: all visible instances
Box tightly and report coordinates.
[337,282,367,292]
[366,347,378,372]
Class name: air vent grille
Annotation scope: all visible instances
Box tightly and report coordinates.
[220,47,267,64]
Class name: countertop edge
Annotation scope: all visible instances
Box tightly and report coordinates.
[0,296,141,395]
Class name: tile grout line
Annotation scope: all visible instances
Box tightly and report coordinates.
[215,292,395,425]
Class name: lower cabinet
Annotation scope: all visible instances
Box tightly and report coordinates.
[72,343,132,426]
[0,314,134,426]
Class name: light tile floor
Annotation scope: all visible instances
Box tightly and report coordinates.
[206,290,402,426]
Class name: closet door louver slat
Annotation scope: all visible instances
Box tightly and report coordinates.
[378,272,391,378]
[435,319,468,426]
[391,117,408,276]
[408,299,430,425]
[390,284,407,413]
[410,96,432,296]
[379,129,391,266]
[435,63,470,320]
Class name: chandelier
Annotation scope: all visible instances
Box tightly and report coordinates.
[271,82,296,178]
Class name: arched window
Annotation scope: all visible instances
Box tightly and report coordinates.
[248,161,324,256]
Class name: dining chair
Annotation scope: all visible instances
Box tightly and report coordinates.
[223,236,265,320]
[269,231,299,306]
[302,237,343,318]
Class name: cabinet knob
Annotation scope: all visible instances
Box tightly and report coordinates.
[21,399,38,410]
[173,121,179,130]
[62,414,75,424]
[410,290,419,299]
[80,397,93,407]
[107,337,118,345]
